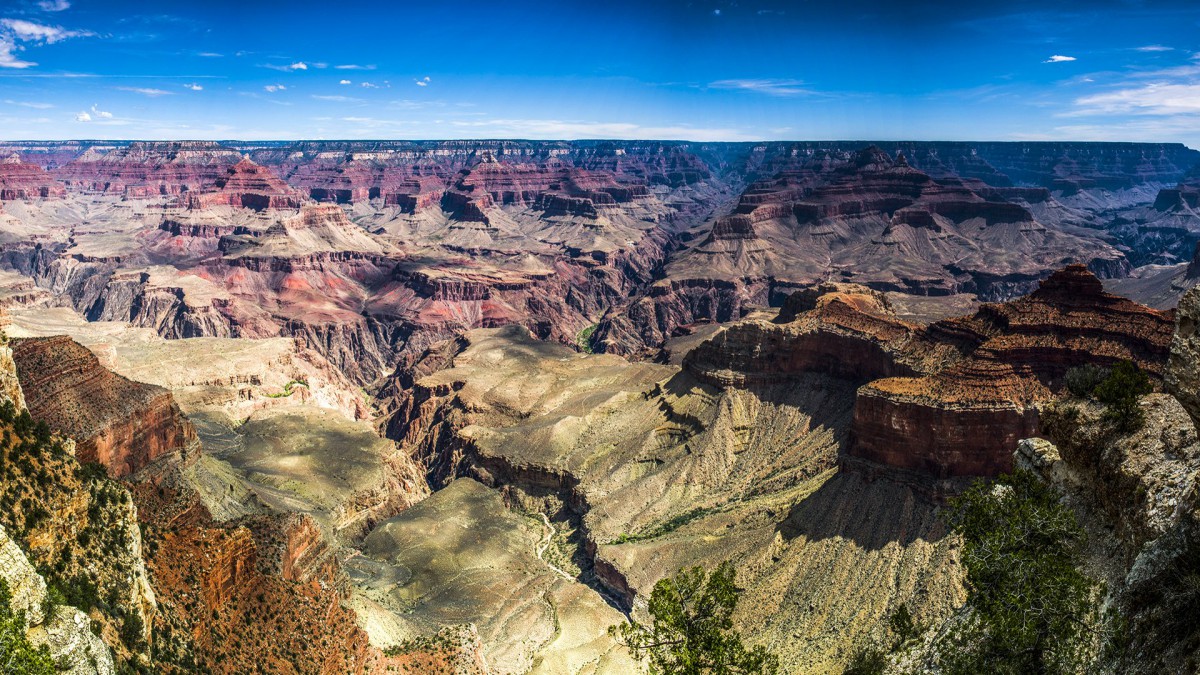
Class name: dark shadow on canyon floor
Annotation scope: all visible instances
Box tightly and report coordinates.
[775,469,951,551]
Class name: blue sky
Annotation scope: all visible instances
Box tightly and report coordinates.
[2,0,1200,144]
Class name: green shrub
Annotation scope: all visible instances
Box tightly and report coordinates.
[0,579,57,674]
[1064,364,1109,398]
[1093,361,1153,433]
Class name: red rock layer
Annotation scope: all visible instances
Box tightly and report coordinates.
[689,265,1174,483]
[184,157,305,210]
[847,265,1175,479]
[52,141,242,197]
[11,336,197,477]
[0,154,66,200]
[129,474,480,674]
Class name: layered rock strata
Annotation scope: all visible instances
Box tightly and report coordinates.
[12,336,197,476]
[0,154,66,200]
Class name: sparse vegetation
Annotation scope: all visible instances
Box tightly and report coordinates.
[0,579,57,674]
[576,323,598,354]
[1064,363,1109,398]
[612,506,717,544]
[1092,360,1153,433]
[940,470,1104,674]
[264,379,309,399]
[610,561,779,674]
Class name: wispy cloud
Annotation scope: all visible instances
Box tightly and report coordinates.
[264,61,308,72]
[339,79,351,85]
[0,37,35,68]
[116,86,172,97]
[263,84,286,93]
[4,99,53,108]
[1044,55,1077,63]
[37,0,71,11]
[197,51,222,58]
[360,81,378,88]
[0,17,94,68]
[443,117,761,141]
[1,18,92,44]
[74,111,89,121]
[415,76,430,87]
[90,104,111,118]
[708,78,811,96]
[184,82,202,91]
[334,64,375,71]
[1135,45,1173,52]
[312,94,362,103]
[1069,83,1200,116]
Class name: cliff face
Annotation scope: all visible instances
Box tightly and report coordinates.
[0,154,66,200]
[1029,292,1200,672]
[0,524,116,674]
[673,266,1173,487]
[12,336,197,477]
[183,157,305,211]
[52,141,242,197]
[604,146,1135,358]
[848,265,1174,483]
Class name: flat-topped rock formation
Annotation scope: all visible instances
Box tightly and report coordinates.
[0,154,66,200]
[53,141,243,197]
[11,335,197,476]
[184,157,305,210]
[850,265,1174,481]
[683,265,1174,486]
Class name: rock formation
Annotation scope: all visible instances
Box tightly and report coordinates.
[12,336,197,476]
[0,154,66,200]
[183,157,305,211]
[0,524,116,674]
[52,141,242,197]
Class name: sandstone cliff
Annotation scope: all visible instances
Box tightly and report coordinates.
[12,336,198,477]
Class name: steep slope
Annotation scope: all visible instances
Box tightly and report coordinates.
[374,324,964,672]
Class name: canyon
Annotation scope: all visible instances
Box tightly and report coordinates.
[0,139,1198,673]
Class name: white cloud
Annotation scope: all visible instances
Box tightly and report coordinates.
[1044,55,1077,63]
[37,0,71,11]
[361,81,378,88]
[1135,45,1173,52]
[74,111,90,121]
[1069,83,1200,116]
[184,83,203,91]
[443,117,761,141]
[0,38,36,68]
[312,94,362,102]
[4,99,53,108]
[339,79,351,85]
[90,104,111,118]
[197,51,222,58]
[415,76,430,87]
[263,84,286,93]
[1,18,92,44]
[116,86,172,97]
[264,61,309,72]
[708,78,811,96]
[335,64,375,70]
[0,18,93,68]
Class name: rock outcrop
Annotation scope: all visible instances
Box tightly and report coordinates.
[12,336,197,476]
[1167,285,1200,431]
[0,524,116,675]
[52,141,242,197]
[183,157,305,210]
[0,154,66,200]
[680,265,1174,487]
[849,265,1174,482]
